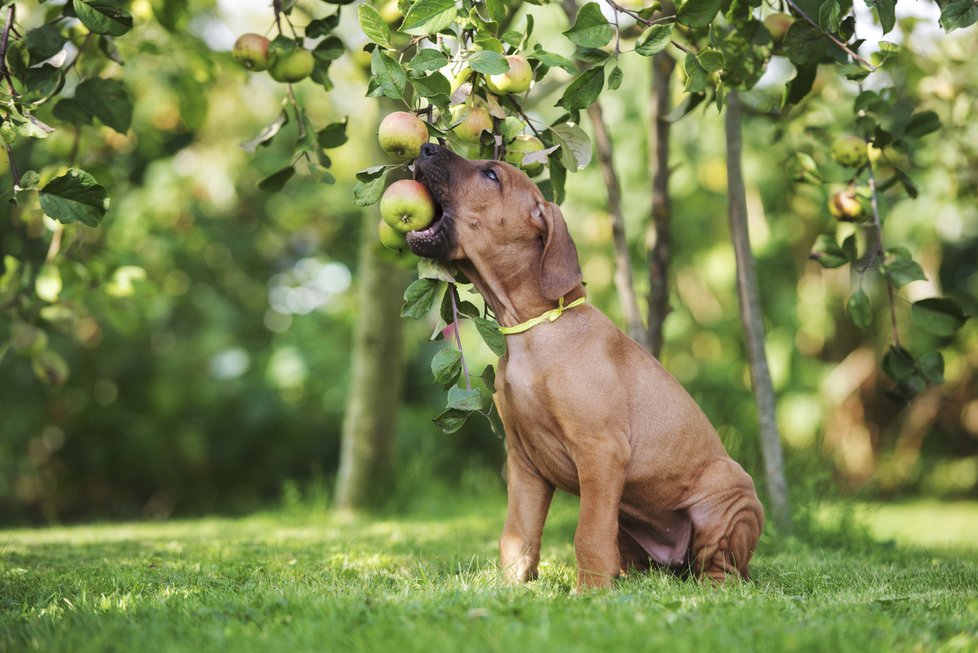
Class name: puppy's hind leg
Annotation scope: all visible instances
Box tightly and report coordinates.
[687,459,765,582]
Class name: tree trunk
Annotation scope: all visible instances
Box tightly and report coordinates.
[588,100,644,342]
[335,217,410,510]
[724,91,792,533]
[646,52,675,358]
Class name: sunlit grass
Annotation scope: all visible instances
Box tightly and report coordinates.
[2,497,976,652]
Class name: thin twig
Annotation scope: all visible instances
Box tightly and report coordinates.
[783,0,878,71]
[0,4,18,96]
[502,95,543,139]
[449,284,472,390]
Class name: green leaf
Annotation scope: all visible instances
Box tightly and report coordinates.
[400,0,458,36]
[25,22,68,64]
[256,165,295,192]
[818,0,842,32]
[809,234,848,268]
[418,259,458,283]
[563,2,614,48]
[676,0,722,28]
[866,0,896,35]
[409,48,449,73]
[317,119,348,149]
[904,111,941,138]
[918,351,945,385]
[847,288,871,331]
[698,49,724,73]
[447,385,483,411]
[882,345,926,398]
[74,77,132,134]
[474,317,507,357]
[479,364,496,392]
[635,24,673,56]
[531,45,577,74]
[38,168,109,227]
[431,348,463,387]
[666,92,706,122]
[683,52,709,93]
[306,14,341,38]
[784,21,830,67]
[608,65,623,91]
[466,50,508,74]
[411,71,451,98]
[911,297,967,337]
[574,47,610,64]
[73,0,134,36]
[883,253,926,287]
[313,36,344,64]
[401,277,440,319]
[940,0,978,32]
[240,111,288,152]
[353,166,390,207]
[358,4,393,47]
[555,67,604,111]
[882,345,917,382]
[370,49,407,100]
[433,407,470,434]
[550,122,592,171]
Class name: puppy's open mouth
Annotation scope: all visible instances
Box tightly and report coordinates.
[406,165,453,259]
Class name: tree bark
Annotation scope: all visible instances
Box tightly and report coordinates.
[724,91,792,533]
[335,216,410,510]
[646,52,675,358]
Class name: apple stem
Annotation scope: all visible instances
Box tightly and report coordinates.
[449,283,472,391]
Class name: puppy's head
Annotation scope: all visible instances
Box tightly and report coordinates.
[408,144,581,301]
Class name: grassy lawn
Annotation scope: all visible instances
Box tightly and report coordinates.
[2,493,977,653]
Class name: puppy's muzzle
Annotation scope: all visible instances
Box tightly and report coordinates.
[407,144,457,259]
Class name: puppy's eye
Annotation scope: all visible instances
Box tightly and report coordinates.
[483,169,499,183]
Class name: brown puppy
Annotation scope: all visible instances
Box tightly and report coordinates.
[408,144,764,590]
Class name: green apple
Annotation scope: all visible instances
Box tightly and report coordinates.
[831,136,868,168]
[829,188,864,221]
[450,105,493,144]
[378,111,429,162]
[380,179,436,233]
[268,41,315,83]
[232,33,271,72]
[485,54,533,95]
[378,219,408,253]
[11,322,47,358]
[763,13,794,45]
[504,134,546,176]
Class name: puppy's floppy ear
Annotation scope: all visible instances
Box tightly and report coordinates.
[532,201,582,301]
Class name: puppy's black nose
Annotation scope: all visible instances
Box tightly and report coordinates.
[419,143,441,158]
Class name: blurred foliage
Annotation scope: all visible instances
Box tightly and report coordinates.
[0,0,976,524]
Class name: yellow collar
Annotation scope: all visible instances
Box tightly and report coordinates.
[498,296,587,335]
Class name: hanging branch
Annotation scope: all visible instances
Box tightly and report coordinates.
[783,0,878,71]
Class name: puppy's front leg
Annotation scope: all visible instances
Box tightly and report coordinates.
[573,438,630,590]
[499,453,554,584]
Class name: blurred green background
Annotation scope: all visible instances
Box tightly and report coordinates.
[1,0,975,526]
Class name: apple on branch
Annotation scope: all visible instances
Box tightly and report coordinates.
[485,54,532,95]
[232,33,271,72]
[449,104,493,144]
[380,180,436,233]
[378,111,429,162]
[267,40,315,83]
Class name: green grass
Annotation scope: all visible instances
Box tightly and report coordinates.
[2,494,977,653]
